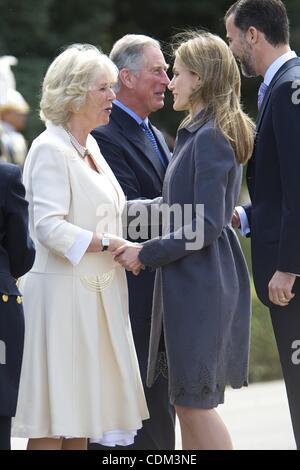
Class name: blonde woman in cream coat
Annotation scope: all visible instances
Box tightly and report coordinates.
[12,44,148,450]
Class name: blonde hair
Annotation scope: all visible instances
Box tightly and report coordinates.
[174,31,255,164]
[40,44,118,126]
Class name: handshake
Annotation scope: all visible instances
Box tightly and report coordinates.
[103,234,145,276]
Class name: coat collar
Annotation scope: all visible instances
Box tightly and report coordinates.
[179,109,209,134]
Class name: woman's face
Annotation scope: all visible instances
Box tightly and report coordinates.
[168,56,200,113]
[83,73,116,127]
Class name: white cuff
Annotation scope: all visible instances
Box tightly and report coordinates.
[65,230,93,265]
[236,206,250,237]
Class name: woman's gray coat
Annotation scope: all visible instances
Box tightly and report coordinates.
[139,115,251,406]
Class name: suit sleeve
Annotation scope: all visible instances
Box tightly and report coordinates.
[92,129,142,200]
[139,127,234,268]
[3,165,35,278]
[272,81,300,273]
[30,144,88,257]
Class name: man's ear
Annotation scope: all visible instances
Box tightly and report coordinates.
[246,26,259,45]
[119,68,136,89]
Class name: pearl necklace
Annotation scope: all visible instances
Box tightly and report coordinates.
[64,127,90,159]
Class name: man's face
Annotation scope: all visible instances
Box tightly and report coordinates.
[226,14,257,78]
[133,45,170,116]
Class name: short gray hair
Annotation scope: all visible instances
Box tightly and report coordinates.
[40,44,118,126]
[110,34,161,91]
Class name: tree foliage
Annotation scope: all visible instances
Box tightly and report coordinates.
[1,0,299,139]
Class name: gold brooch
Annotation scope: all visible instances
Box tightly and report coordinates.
[2,294,9,303]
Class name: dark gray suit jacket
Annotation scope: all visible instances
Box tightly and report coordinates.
[246,57,300,306]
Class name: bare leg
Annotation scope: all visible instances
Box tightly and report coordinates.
[27,437,63,450]
[175,405,233,450]
[61,438,87,450]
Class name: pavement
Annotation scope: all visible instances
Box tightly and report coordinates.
[209,380,295,450]
[11,380,296,450]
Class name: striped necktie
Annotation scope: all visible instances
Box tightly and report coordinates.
[140,121,167,169]
[258,81,268,110]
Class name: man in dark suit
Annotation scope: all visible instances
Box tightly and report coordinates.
[90,34,175,450]
[226,0,300,448]
[0,160,35,449]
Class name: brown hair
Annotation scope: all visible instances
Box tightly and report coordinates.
[173,31,255,164]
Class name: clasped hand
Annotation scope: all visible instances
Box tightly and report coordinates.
[268,270,296,307]
[105,235,144,275]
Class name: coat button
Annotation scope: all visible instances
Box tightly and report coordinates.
[2,294,9,303]
[16,296,22,304]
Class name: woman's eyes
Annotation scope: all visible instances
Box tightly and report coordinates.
[98,85,113,92]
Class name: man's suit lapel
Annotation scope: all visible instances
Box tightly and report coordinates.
[128,128,166,181]
[112,105,167,182]
[256,57,300,132]
[248,58,300,201]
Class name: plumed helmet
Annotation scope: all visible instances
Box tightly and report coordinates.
[0,55,29,114]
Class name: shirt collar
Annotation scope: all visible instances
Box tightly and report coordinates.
[114,99,149,127]
[264,50,297,86]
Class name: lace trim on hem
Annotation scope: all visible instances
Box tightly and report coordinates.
[151,352,248,398]
[152,351,169,382]
[171,379,248,400]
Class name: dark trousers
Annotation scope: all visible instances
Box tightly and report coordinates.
[270,291,300,450]
[89,318,175,450]
[0,417,11,450]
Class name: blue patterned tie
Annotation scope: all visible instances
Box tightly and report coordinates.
[258,81,268,110]
[140,121,167,169]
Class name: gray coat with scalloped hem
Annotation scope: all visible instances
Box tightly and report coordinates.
[139,115,251,406]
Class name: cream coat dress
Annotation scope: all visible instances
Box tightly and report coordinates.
[12,123,149,444]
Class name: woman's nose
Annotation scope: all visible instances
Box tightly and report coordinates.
[109,88,116,100]
[168,78,175,91]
